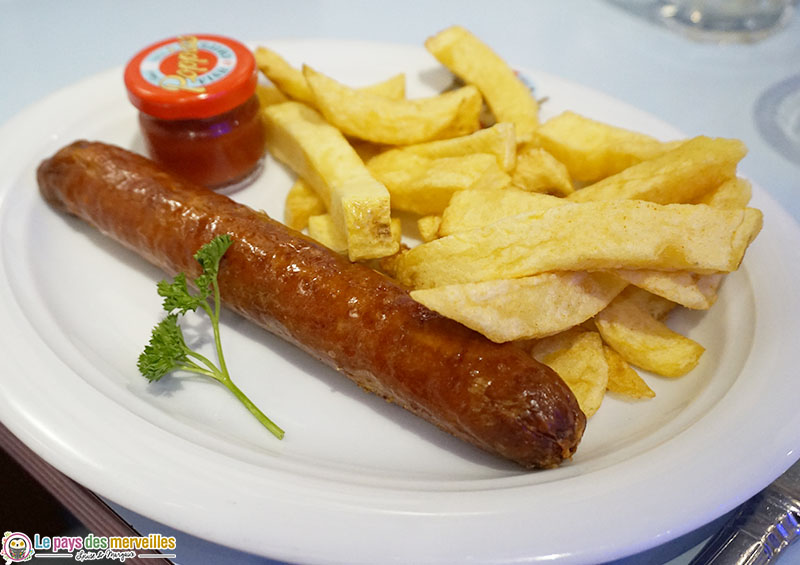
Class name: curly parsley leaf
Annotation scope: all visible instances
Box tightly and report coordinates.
[137,314,188,382]
[157,273,204,314]
[138,235,284,439]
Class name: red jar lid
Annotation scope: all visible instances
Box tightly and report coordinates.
[124,34,257,120]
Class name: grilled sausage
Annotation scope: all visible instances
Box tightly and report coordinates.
[38,140,585,468]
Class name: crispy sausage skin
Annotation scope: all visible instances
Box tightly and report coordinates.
[38,140,585,468]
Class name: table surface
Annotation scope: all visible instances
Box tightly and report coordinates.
[2,1,799,564]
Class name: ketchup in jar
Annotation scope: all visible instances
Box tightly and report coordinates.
[124,34,266,191]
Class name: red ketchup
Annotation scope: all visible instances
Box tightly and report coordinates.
[124,34,266,192]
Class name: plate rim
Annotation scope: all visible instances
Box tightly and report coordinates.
[2,38,800,565]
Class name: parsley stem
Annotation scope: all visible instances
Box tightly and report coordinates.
[221,376,285,440]
[178,364,217,380]
[210,281,230,379]
[140,235,284,441]
[185,348,223,379]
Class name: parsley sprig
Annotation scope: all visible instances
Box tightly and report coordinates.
[138,234,284,440]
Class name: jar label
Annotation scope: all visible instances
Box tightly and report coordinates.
[139,35,238,94]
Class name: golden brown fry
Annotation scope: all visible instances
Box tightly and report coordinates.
[304,65,482,145]
[438,187,563,236]
[417,215,442,242]
[511,144,574,196]
[531,328,609,417]
[567,136,747,204]
[284,178,326,231]
[696,177,752,209]
[603,345,655,399]
[309,213,402,255]
[368,152,509,215]
[614,270,724,310]
[263,101,397,261]
[255,46,406,106]
[256,84,289,107]
[534,111,684,183]
[307,213,348,254]
[368,122,516,172]
[410,272,626,343]
[426,25,539,142]
[255,46,315,104]
[395,200,763,289]
[594,287,705,377]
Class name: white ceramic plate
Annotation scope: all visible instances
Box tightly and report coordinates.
[1,39,800,565]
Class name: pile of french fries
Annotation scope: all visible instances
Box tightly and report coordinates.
[254,25,762,418]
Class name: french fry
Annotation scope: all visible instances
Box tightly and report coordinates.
[603,345,655,399]
[255,46,315,104]
[567,136,747,204]
[534,111,684,183]
[417,215,442,242]
[439,187,563,236]
[530,328,609,417]
[367,122,516,172]
[309,213,402,255]
[256,84,289,108]
[256,27,764,421]
[614,270,724,310]
[256,46,406,106]
[696,177,752,209]
[425,25,539,142]
[511,144,574,196]
[284,178,326,231]
[409,272,626,343]
[368,152,510,215]
[307,213,348,254]
[606,285,677,321]
[395,200,763,289]
[304,65,482,145]
[263,101,397,261]
[594,287,705,377]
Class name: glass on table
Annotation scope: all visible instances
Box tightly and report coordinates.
[754,74,800,166]
[656,0,794,42]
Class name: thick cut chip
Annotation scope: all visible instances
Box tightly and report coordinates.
[608,286,677,321]
[568,136,747,204]
[439,187,564,236]
[594,287,705,377]
[368,152,510,215]
[309,213,402,255]
[256,46,406,106]
[417,215,442,242]
[304,65,482,145]
[256,84,289,107]
[395,200,763,289]
[603,345,655,399]
[511,144,574,196]
[410,272,626,343]
[356,73,407,99]
[534,111,684,183]
[263,101,397,261]
[284,178,326,231]
[696,177,752,209]
[425,26,539,142]
[615,270,724,310]
[368,122,516,172]
[255,46,316,104]
[438,188,730,307]
[307,213,348,254]
[530,329,609,417]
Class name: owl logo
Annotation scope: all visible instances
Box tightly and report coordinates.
[1,532,34,564]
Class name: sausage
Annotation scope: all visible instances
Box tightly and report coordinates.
[37,140,585,468]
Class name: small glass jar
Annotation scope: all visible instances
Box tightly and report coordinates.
[124,34,266,192]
